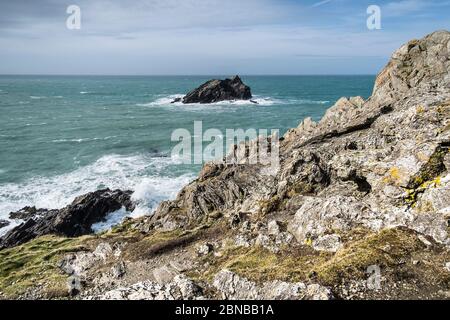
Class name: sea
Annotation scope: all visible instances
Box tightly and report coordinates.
[0,75,375,234]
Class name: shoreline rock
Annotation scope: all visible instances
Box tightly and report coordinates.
[0,220,9,229]
[0,189,135,249]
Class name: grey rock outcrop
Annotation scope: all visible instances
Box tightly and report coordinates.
[213,270,332,300]
[144,30,450,249]
[178,75,252,104]
[95,275,203,300]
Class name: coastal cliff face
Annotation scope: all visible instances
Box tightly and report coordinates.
[1,31,450,300]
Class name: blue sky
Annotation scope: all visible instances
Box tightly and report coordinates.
[0,0,449,75]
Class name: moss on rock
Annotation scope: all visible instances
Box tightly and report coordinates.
[0,235,93,299]
[315,228,426,285]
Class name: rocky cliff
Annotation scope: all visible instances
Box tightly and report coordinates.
[1,31,449,300]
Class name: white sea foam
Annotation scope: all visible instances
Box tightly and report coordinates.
[137,94,330,111]
[91,207,129,233]
[0,153,194,234]
[51,136,117,143]
[30,96,46,99]
[25,122,48,127]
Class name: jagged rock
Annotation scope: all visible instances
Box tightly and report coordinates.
[179,75,252,104]
[288,196,382,245]
[9,206,41,220]
[0,220,9,229]
[213,270,332,300]
[371,30,450,107]
[213,270,259,300]
[96,275,202,300]
[0,189,135,249]
[320,96,366,130]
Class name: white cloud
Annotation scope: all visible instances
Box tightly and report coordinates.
[311,0,333,8]
[383,0,429,17]
[0,0,449,74]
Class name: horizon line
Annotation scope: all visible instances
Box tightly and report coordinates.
[0,74,377,77]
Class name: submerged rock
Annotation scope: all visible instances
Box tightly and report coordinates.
[0,189,135,249]
[177,75,252,104]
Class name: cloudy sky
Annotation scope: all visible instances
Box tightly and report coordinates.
[0,0,449,75]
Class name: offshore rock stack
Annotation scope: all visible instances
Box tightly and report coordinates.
[172,75,253,104]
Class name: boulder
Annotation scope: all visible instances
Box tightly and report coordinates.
[178,75,252,104]
[0,189,135,249]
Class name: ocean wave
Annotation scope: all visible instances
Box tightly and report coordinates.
[147,94,279,106]
[137,94,329,110]
[30,96,46,100]
[136,94,184,107]
[294,99,330,105]
[0,153,194,234]
[51,136,117,144]
[25,122,48,127]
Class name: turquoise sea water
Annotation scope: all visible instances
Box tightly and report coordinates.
[0,75,374,233]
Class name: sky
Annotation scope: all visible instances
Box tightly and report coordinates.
[0,0,449,75]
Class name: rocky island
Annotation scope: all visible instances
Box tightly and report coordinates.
[172,75,253,104]
[1,30,450,300]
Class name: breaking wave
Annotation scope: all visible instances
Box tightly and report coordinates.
[0,153,194,235]
[137,94,330,111]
